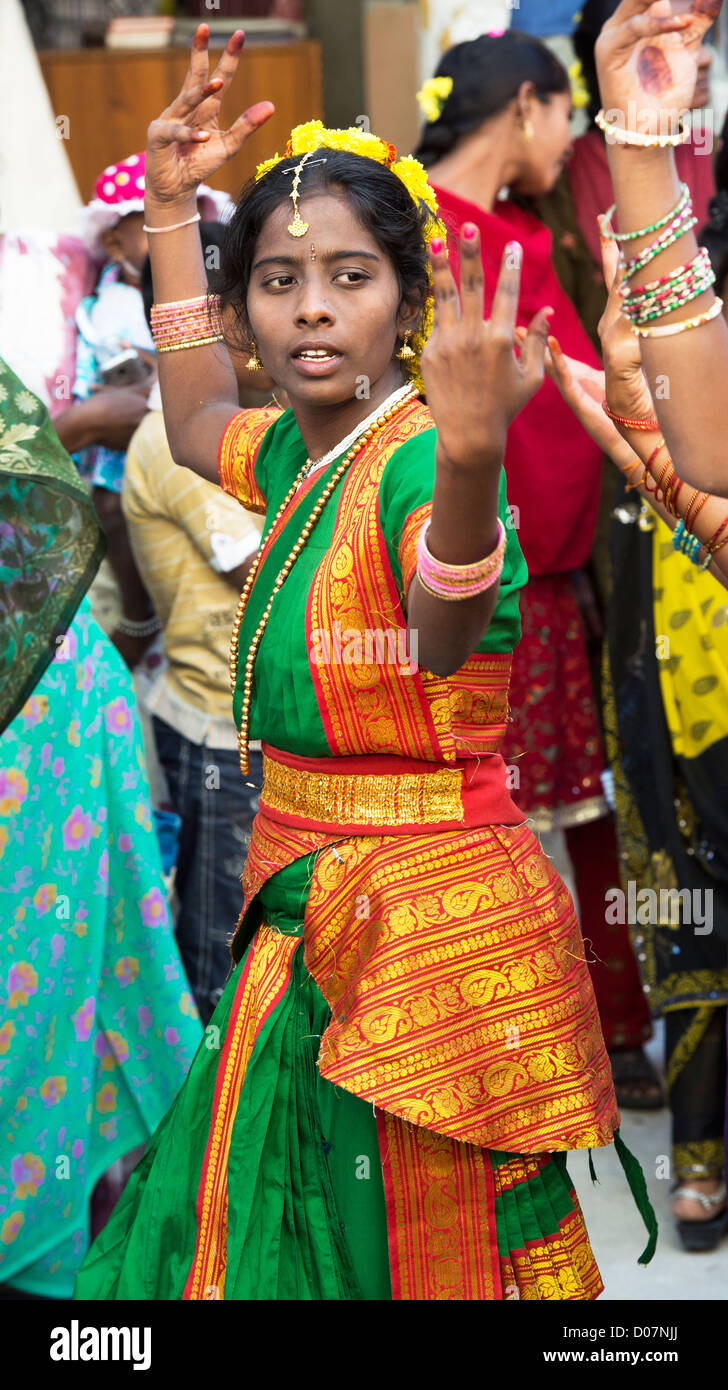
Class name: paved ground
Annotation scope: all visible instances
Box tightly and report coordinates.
[540,829,727,1300]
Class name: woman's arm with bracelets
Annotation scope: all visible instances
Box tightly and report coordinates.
[143,26,274,482]
[594,0,728,496]
[539,341,728,590]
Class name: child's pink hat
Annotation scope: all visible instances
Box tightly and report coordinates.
[78,151,231,257]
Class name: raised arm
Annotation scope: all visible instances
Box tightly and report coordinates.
[408,226,550,675]
[538,227,728,586]
[143,24,274,481]
[595,0,728,495]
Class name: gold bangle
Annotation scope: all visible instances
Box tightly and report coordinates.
[155,333,225,353]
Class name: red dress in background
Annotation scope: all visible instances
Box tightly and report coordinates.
[433,185,652,1051]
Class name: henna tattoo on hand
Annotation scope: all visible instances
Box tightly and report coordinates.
[637,45,674,96]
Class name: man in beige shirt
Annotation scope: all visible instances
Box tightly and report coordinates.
[122,397,263,1023]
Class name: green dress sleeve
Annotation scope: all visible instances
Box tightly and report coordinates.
[377,426,528,654]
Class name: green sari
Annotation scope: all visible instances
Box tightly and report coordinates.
[76,398,637,1301]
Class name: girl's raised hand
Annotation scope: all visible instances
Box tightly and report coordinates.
[595,0,722,131]
[146,24,274,210]
[420,224,551,471]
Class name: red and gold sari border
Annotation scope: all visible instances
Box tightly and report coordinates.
[259,742,525,835]
[377,1109,502,1300]
[218,408,279,514]
[184,926,301,1300]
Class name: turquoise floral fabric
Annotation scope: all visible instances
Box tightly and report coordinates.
[0,598,202,1297]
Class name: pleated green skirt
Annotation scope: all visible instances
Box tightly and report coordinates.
[75,867,603,1301]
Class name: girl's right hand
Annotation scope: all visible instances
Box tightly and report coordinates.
[146,24,275,210]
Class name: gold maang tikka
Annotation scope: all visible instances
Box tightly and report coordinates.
[281,151,327,237]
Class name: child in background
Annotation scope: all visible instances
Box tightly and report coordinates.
[73,152,228,668]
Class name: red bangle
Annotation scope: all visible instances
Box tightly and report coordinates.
[707,515,728,554]
[685,490,709,532]
[602,400,660,431]
[710,532,728,558]
[646,437,666,469]
[670,477,684,516]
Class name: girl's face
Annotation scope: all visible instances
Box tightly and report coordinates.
[246,192,414,410]
[512,92,573,198]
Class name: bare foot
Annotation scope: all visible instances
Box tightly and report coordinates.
[672,1177,726,1222]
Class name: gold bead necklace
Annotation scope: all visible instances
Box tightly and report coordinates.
[228,384,417,774]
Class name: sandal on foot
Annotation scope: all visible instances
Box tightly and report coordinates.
[609,1047,665,1110]
[674,1184,728,1252]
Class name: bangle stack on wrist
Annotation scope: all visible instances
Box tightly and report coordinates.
[150,294,224,353]
[602,182,721,339]
[416,520,506,601]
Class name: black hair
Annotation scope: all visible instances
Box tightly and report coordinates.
[699,111,728,296]
[216,149,435,349]
[413,30,570,168]
[573,0,620,127]
[141,219,224,328]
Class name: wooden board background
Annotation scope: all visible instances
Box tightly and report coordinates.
[39,42,323,202]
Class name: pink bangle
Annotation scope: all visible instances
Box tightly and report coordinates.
[416,520,506,601]
[151,294,223,352]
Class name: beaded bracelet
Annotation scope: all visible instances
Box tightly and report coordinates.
[622,206,697,280]
[631,299,724,338]
[626,273,716,327]
[602,401,659,431]
[673,518,703,563]
[416,520,506,601]
[595,109,690,148]
[603,185,690,244]
[621,249,715,325]
[116,613,162,638]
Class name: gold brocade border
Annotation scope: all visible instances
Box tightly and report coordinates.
[184,926,300,1299]
[305,820,618,1153]
[378,1111,501,1300]
[218,407,279,513]
[665,1004,715,1093]
[498,1198,603,1302]
[260,755,464,827]
[308,401,447,760]
[672,1139,725,1179]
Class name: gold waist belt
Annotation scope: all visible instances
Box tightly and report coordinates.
[260,753,465,828]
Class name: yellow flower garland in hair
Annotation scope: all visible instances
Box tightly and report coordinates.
[568,60,590,111]
[416,76,454,125]
[254,120,447,393]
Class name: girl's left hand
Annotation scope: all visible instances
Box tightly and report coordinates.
[532,329,618,454]
[597,217,657,424]
[421,224,552,471]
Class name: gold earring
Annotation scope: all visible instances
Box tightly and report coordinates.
[397,329,415,361]
[246,342,262,371]
[522,116,534,143]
